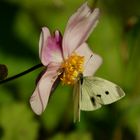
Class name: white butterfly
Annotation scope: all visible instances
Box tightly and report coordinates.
[73,75,125,122]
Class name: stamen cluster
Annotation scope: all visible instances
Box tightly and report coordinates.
[61,53,84,85]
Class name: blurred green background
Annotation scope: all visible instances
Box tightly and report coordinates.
[0,0,140,140]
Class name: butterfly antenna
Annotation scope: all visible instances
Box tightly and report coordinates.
[85,54,93,68]
[78,55,93,82]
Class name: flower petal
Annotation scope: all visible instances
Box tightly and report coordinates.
[39,27,63,66]
[39,27,50,58]
[75,43,102,76]
[63,2,100,58]
[30,63,60,115]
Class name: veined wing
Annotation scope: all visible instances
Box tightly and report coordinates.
[83,76,125,105]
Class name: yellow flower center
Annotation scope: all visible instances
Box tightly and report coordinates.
[60,53,84,85]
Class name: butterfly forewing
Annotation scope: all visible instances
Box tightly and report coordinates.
[84,77,125,105]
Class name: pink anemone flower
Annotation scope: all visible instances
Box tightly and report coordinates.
[30,2,102,118]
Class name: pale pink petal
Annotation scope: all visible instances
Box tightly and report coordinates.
[66,2,91,31]
[39,27,50,58]
[30,63,61,115]
[63,2,100,58]
[75,43,102,76]
[39,27,63,66]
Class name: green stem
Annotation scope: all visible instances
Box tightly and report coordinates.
[0,63,43,85]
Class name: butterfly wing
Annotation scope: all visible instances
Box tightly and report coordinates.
[73,80,81,122]
[83,76,125,105]
[80,77,102,111]
[73,76,125,120]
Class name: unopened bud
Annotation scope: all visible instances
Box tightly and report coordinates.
[0,64,8,80]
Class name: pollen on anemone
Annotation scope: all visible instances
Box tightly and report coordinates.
[30,2,102,120]
[60,53,85,85]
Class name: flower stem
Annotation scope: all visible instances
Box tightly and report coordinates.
[0,63,43,85]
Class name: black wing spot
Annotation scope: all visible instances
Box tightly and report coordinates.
[90,97,96,106]
[96,94,101,98]
[105,91,109,95]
